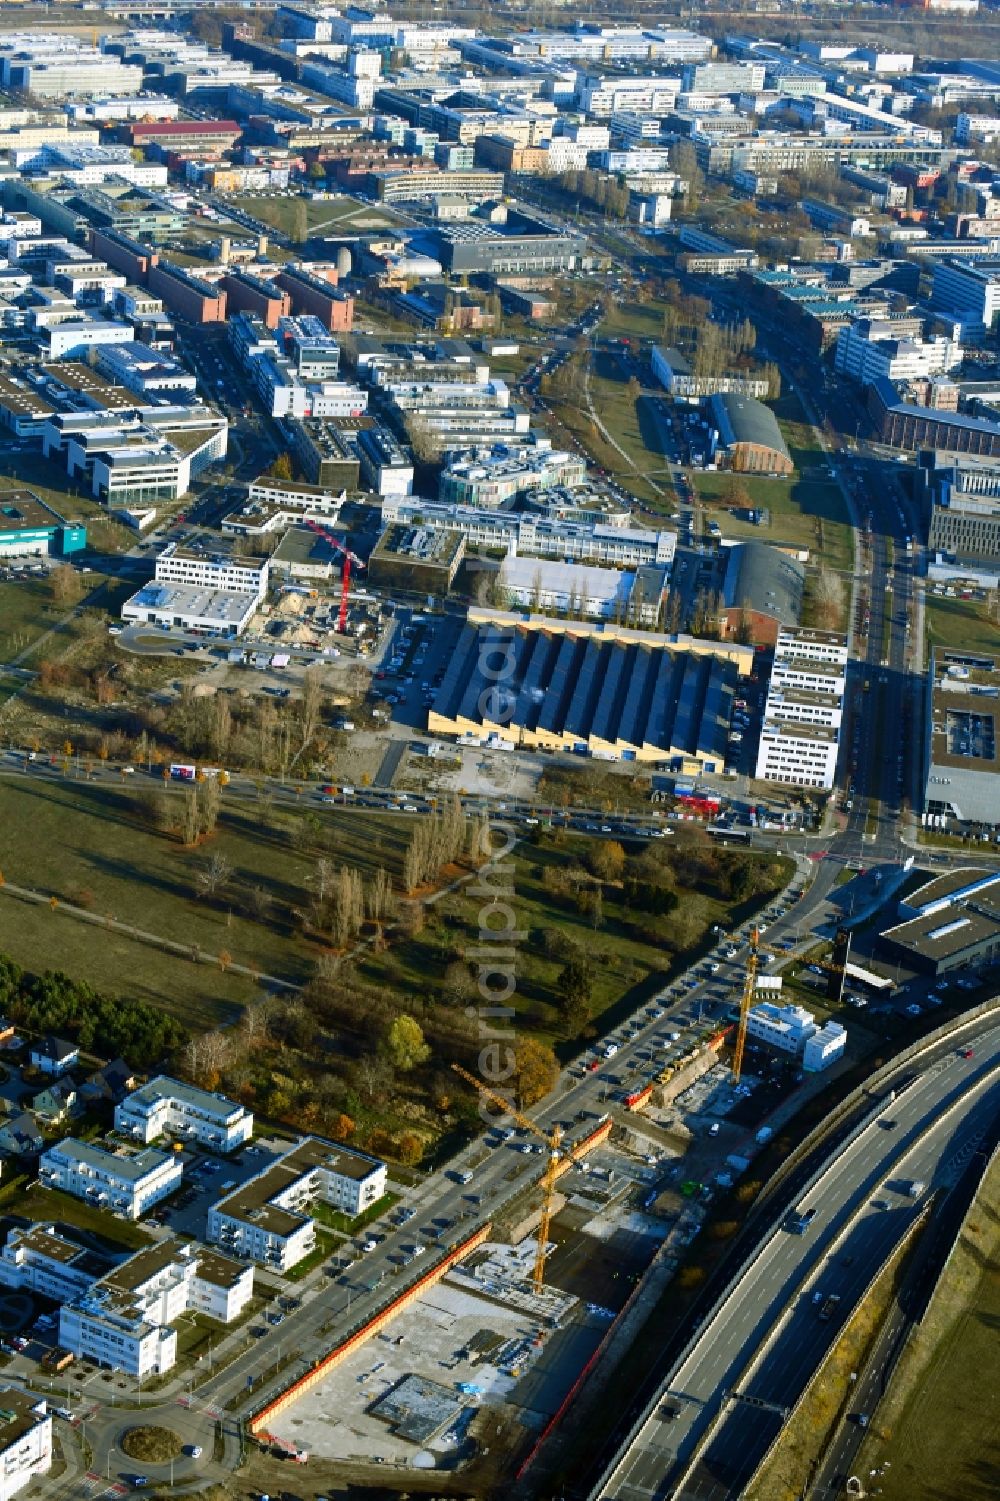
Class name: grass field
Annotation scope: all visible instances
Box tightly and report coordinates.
[599,298,671,343]
[692,391,854,571]
[855,1156,1000,1501]
[0,1177,152,1253]
[925,591,1000,657]
[232,194,402,239]
[0,778,416,1028]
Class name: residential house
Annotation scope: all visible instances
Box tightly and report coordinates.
[80,1059,138,1106]
[30,1077,78,1126]
[0,1113,44,1158]
[29,1037,79,1076]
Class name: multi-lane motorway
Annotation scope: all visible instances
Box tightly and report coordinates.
[588,1018,1000,1501]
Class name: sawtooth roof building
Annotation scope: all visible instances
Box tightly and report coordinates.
[427,611,752,766]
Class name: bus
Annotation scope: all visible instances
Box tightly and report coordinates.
[707,824,752,845]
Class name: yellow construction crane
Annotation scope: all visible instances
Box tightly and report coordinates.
[732,925,763,1085]
[451,1062,566,1293]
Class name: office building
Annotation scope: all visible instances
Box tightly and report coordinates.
[922,649,1000,829]
[152,544,269,603]
[880,868,1000,976]
[651,346,771,401]
[437,211,586,275]
[869,377,1000,458]
[918,451,1000,567]
[497,556,669,624]
[438,445,587,507]
[755,627,847,789]
[746,1000,819,1054]
[207,1136,387,1271]
[834,320,962,388]
[369,522,466,595]
[381,497,677,570]
[39,1140,182,1220]
[147,264,226,325]
[115,1077,253,1153]
[803,1021,847,1072]
[930,258,1000,338]
[275,266,354,333]
[0,1390,51,1501]
[356,427,414,497]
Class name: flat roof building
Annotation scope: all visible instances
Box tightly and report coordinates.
[39,1139,182,1221]
[369,522,466,595]
[115,1077,253,1153]
[922,648,1000,828]
[207,1136,387,1271]
[880,867,1000,976]
[0,1389,51,1501]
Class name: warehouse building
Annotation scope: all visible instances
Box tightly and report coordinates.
[0,492,86,558]
[922,648,1000,828]
[880,868,1000,976]
[717,541,805,645]
[707,392,793,475]
[428,613,750,764]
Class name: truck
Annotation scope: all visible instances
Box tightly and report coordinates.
[906,1179,926,1199]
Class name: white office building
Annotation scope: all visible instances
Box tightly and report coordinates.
[755,627,847,789]
[207,1136,387,1272]
[39,1139,182,1220]
[746,1001,818,1054]
[116,1077,253,1153]
[931,258,1000,338]
[154,543,269,603]
[803,1020,848,1071]
[834,320,962,387]
[0,1390,51,1501]
[44,320,135,360]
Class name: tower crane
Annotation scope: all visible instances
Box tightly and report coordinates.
[451,1062,582,1293]
[732,925,770,1085]
[303,519,365,634]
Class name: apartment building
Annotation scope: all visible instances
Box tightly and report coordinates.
[0,1226,96,1303]
[39,1140,182,1220]
[0,1390,51,1501]
[207,1136,387,1271]
[57,1238,252,1379]
[115,1077,253,1153]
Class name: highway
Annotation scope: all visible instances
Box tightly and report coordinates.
[589,1020,1000,1501]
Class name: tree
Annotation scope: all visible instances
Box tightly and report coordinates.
[196,851,232,899]
[514,1038,558,1107]
[357,1052,395,1102]
[268,452,293,482]
[396,1132,423,1165]
[588,840,626,882]
[291,198,308,245]
[386,1014,430,1072]
[50,565,83,607]
[558,955,593,1034]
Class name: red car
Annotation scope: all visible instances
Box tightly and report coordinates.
[586,1059,601,1072]
[961,1047,974,1059]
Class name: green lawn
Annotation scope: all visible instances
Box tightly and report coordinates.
[0,1178,153,1253]
[925,591,999,657]
[232,194,402,240]
[692,391,854,571]
[0,778,423,1030]
[599,297,671,343]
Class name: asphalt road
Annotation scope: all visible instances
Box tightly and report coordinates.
[589,1023,1000,1501]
